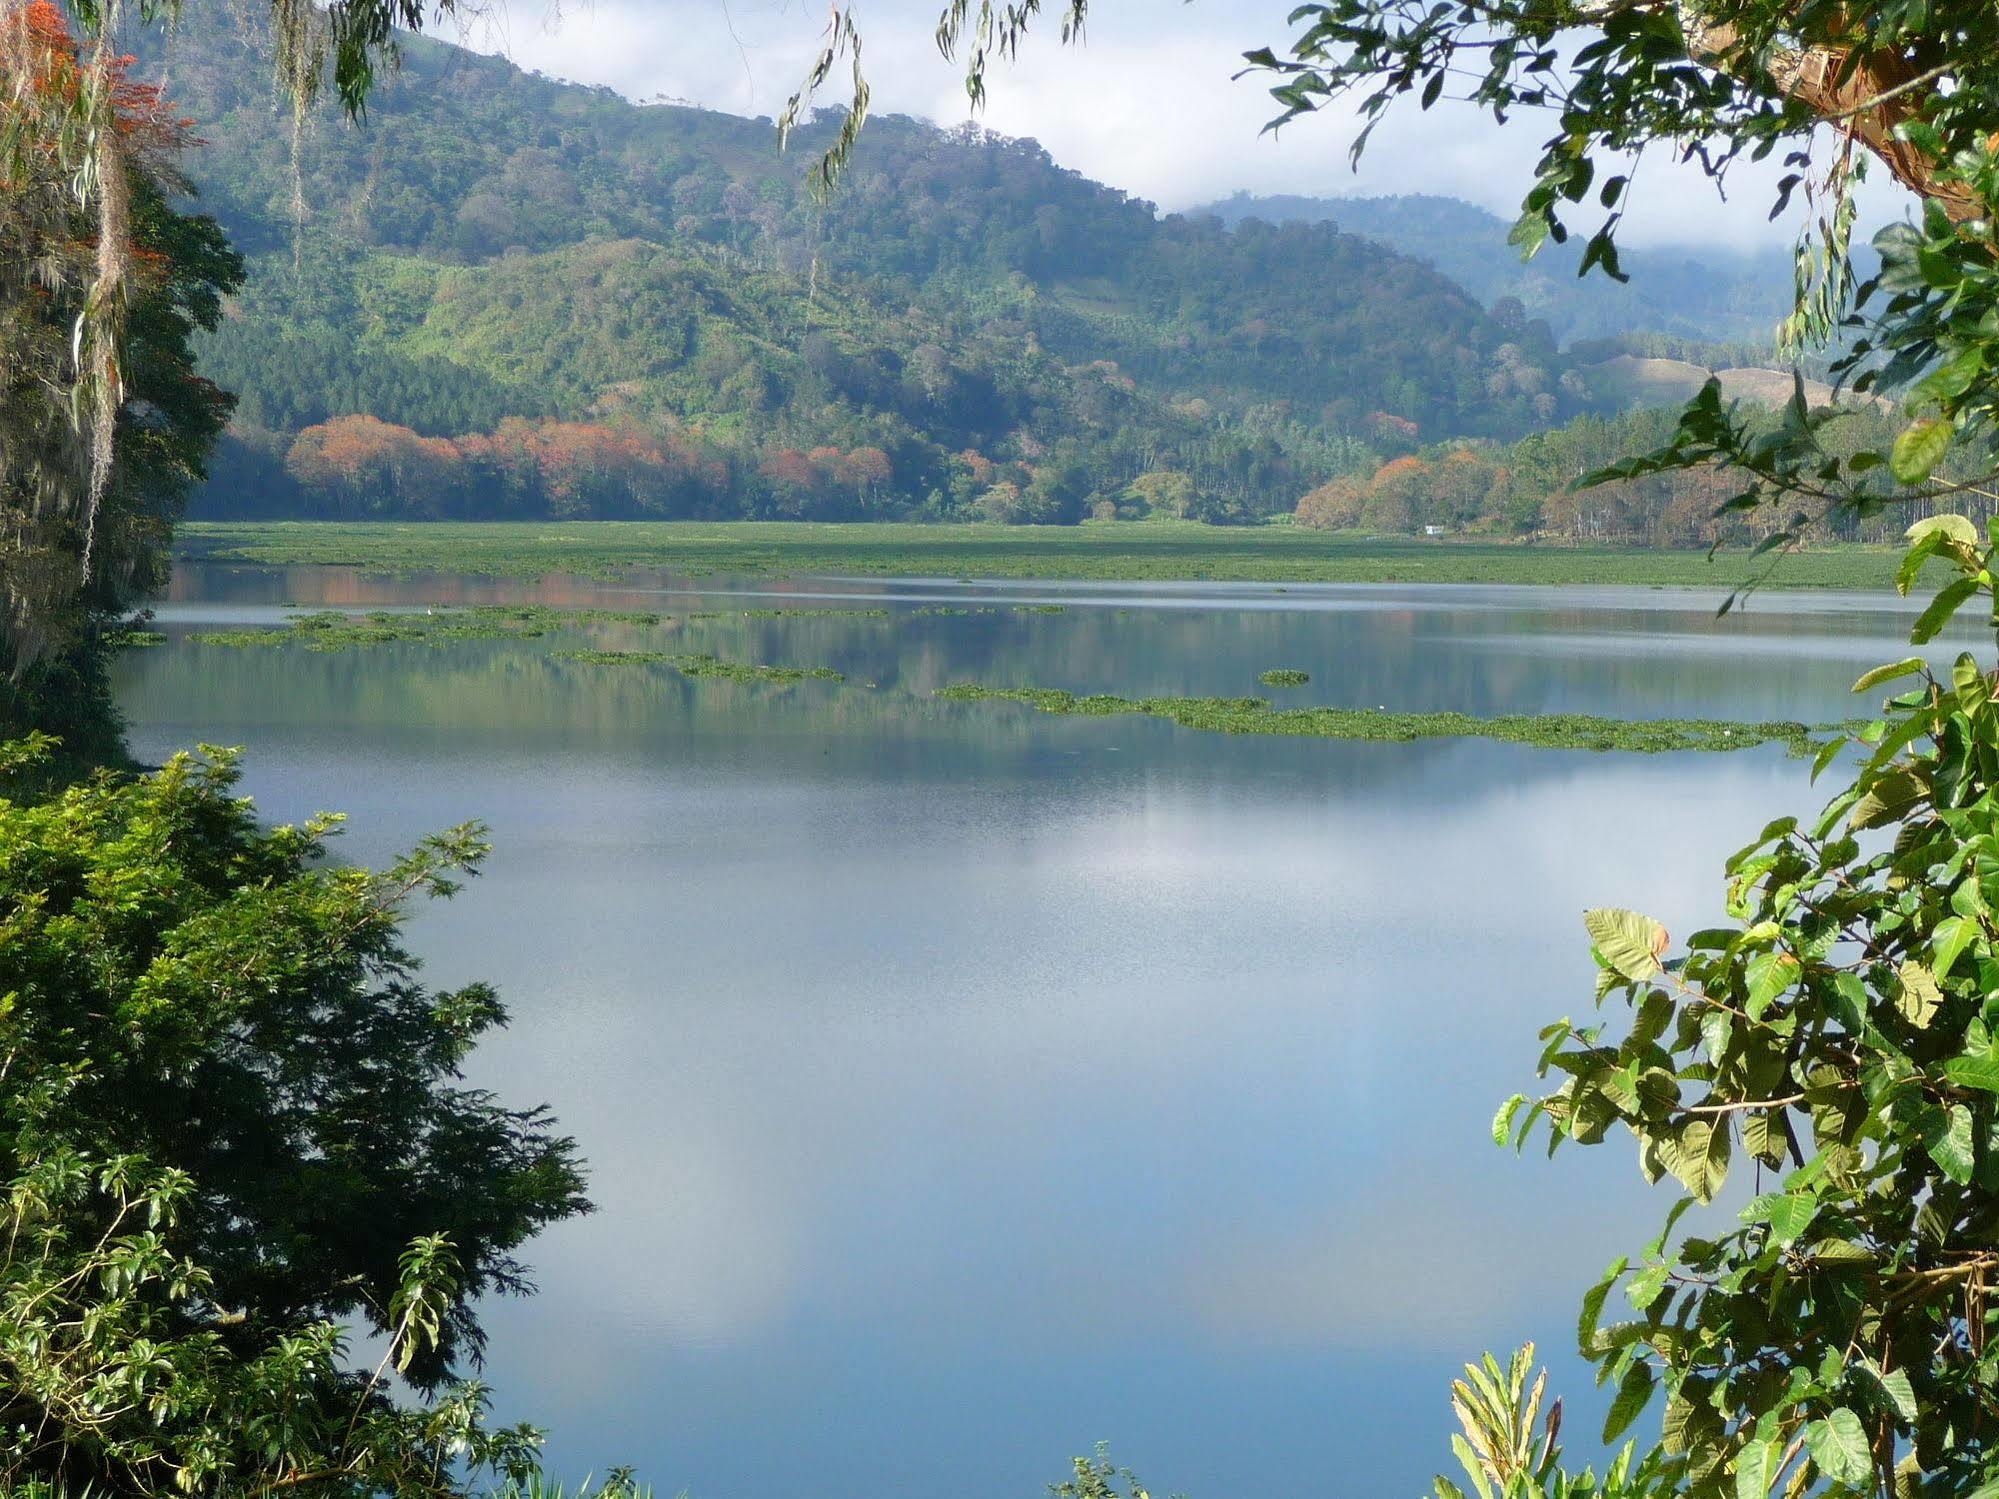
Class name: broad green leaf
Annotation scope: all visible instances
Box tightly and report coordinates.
[1944,1050,1999,1094]
[1857,1359,1917,1423]
[1892,418,1954,485]
[1905,513,1980,549]
[1806,1407,1872,1488]
[1852,657,1927,694]
[1933,913,1978,976]
[1954,652,1990,711]
[1919,350,1984,404]
[1849,767,1925,830]
[1580,1256,1628,1350]
[1743,951,1799,1018]
[1625,1263,1669,1310]
[1911,577,1980,645]
[1666,1119,1731,1203]
[1897,530,1948,596]
[1897,960,1943,1027]
[1743,1191,1819,1246]
[1743,1108,1789,1166]
[1736,1435,1782,1499]
[1602,1359,1654,1442]
[1923,1102,1975,1183]
[1492,1093,1526,1147]
[1584,908,1667,982]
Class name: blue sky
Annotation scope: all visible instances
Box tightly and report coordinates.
[471,0,1911,251]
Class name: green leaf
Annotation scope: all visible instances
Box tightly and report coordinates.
[1665,1119,1731,1203]
[1805,1407,1872,1488]
[1906,513,1980,549]
[1625,1263,1669,1310]
[1944,1050,1999,1094]
[1919,350,1985,404]
[1736,1436,1782,1499]
[1808,1238,1877,1265]
[1897,531,1948,596]
[1744,1191,1819,1246]
[1898,960,1943,1027]
[1580,1256,1628,1351]
[1903,575,1983,647]
[1852,657,1927,694]
[1602,1358,1655,1442]
[1892,417,1954,484]
[1923,1102,1976,1183]
[1911,577,1980,644]
[1744,951,1799,1018]
[1492,1093,1527,1147]
[1857,1359,1917,1423]
[1933,912,1979,976]
[1584,908,1667,982]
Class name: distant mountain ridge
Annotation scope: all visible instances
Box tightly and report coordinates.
[142,11,1625,517]
[136,15,1832,521]
[1198,192,1797,346]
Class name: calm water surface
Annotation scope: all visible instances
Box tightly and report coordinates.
[112,566,1961,1499]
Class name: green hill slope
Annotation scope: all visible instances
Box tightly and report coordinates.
[142,13,1604,520]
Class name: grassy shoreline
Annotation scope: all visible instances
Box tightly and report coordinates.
[174,520,1914,591]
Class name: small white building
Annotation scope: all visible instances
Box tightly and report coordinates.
[1422,524,1446,537]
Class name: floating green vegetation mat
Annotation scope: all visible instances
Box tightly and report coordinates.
[176,520,1918,591]
[1258,668,1311,687]
[107,628,167,648]
[187,605,663,650]
[688,606,890,619]
[934,684,1832,754]
[556,649,844,684]
[1013,604,1067,614]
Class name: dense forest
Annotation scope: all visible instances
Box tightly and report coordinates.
[129,11,1825,529]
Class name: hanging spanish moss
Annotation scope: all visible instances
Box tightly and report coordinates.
[2,0,118,679]
[0,0,427,688]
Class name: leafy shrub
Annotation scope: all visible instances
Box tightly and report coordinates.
[1482,516,1999,1496]
[0,736,587,1493]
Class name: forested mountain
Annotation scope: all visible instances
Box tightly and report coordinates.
[136,12,1617,521]
[1199,193,1799,346]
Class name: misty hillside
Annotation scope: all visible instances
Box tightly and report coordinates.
[1199,192,1798,346]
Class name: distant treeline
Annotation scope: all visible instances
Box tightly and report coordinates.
[202,415,1270,523]
[1296,402,1982,545]
[202,399,1947,545]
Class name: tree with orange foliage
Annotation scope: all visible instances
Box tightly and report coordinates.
[841,446,893,504]
[1364,456,1432,533]
[1293,474,1366,531]
[286,415,467,518]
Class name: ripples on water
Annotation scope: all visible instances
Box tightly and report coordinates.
[110,566,1971,1499]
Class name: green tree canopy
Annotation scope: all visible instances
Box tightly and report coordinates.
[0,736,588,1492]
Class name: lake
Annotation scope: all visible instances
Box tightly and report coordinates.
[113,566,1954,1499]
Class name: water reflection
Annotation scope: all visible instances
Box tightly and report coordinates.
[111,568,1920,1498]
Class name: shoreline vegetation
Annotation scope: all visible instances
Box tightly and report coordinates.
[174,520,1921,591]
